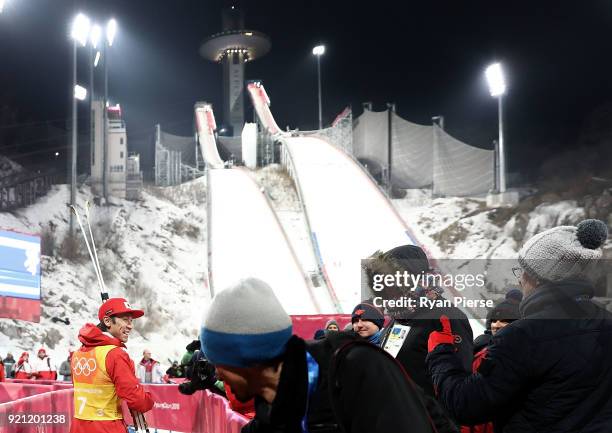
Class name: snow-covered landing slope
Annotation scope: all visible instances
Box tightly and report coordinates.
[207,167,325,314]
[284,137,416,312]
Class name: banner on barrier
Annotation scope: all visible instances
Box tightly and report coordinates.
[1,382,247,433]
[0,229,41,322]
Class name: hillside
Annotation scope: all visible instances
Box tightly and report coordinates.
[0,179,208,366]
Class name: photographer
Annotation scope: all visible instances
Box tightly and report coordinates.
[178,349,225,397]
[178,347,255,418]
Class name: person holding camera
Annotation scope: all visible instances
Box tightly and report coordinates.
[201,278,435,433]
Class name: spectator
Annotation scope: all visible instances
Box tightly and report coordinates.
[313,329,326,340]
[427,219,612,432]
[3,352,15,378]
[461,297,521,433]
[14,352,34,379]
[165,361,184,378]
[59,352,73,381]
[32,348,57,380]
[362,244,473,398]
[201,278,435,433]
[136,349,164,384]
[71,297,153,433]
[181,339,200,367]
[351,302,385,343]
[473,291,523,355]
[324,319,339,332]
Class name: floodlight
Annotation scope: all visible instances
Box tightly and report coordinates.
[94,51,101,67]
[90,24,101,49]
[485,62,506,97]
[106,18,117,46]
[74,85,87,101]
[312,45,325,56]
[71,13,91,47]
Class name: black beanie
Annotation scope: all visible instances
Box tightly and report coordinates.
[489,299,521,323]
[351,303,385,330]
[384,245,431,275]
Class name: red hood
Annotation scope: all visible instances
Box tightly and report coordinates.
[78,323,126,349]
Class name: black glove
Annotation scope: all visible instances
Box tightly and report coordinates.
[186,339,201,352]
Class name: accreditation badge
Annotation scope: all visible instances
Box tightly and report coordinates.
[382,323,411,358]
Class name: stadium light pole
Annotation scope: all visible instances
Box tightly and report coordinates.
[102,18,117,202]
[312,44,325,129]
[70,13,91,234]
[485,62,507,193]
[89,24,101,192]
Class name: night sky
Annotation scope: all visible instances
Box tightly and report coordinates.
[1,0,611,177]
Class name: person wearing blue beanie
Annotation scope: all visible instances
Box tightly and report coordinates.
[201,277,435,433]
[201,277,293,369]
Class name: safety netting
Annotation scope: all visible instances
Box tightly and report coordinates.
[155,126,203,186]
[352,108,494,196]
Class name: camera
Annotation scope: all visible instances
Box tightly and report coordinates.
[178,350,219,395]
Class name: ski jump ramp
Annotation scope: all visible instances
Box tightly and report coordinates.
[195,102,323,314]
[247,83,416,312]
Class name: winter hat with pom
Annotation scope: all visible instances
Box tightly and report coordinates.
[200,278,293,368]
[518,219,608,282]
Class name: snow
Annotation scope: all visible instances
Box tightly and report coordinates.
[285,136,415,313]
[207,167,321,314]
[0,180,209,368]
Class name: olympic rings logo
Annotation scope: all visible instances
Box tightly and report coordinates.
[72,357,97,376]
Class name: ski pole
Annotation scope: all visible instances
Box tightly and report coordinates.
[70,205,107,299]
[84,200,107,297]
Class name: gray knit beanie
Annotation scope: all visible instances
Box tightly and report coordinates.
[518,219,608,282]
[200,278,293,368]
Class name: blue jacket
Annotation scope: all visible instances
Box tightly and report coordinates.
[427,280,612,433]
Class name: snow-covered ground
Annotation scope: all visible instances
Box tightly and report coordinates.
[0,179,209,368]
[207,167,320,313]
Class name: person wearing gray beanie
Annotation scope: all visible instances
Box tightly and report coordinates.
[427,219,612,433]
[517,218,608,293]
[201,277,436,433]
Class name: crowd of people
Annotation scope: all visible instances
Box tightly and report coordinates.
[0,348,70,381]
[197,218,611,433]
[4,218,611,433]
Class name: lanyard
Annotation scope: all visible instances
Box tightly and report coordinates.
[301,351,320,433]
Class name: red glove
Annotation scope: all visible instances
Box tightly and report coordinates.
[428,315,456,352]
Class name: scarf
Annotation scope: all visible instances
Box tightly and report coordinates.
[368,329,383,345]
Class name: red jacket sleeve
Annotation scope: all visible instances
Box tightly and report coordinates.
[106,347,154,413]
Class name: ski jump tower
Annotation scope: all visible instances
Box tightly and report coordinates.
[200,1,271,136]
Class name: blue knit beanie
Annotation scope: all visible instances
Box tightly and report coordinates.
[200,278,293,368]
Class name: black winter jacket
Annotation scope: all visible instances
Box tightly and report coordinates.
[427,280,612,433]
[393,300,474,398]
[242,332,434,433]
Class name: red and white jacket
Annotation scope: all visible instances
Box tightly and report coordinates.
[69,324,154,433]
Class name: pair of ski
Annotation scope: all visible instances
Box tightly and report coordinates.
[70,201,150,433]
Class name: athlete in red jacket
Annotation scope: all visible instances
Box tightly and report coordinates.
[70,298,154,433]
